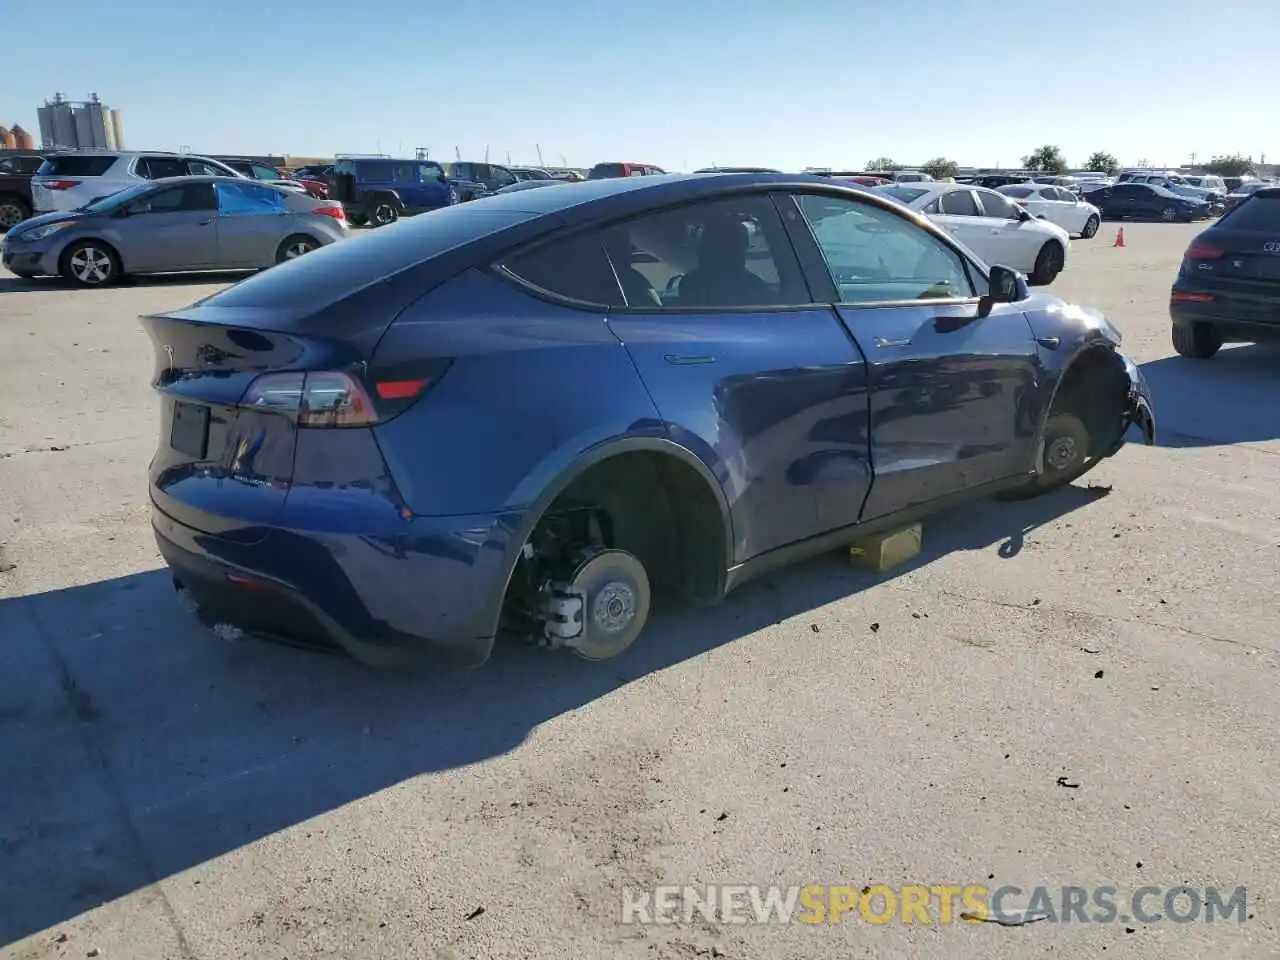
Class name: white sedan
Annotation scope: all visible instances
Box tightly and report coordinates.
[874,182,1072,285]
[997,183,1103,238]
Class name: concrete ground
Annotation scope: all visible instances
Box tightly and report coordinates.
[1,222,1277,960]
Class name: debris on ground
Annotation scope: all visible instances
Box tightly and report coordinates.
[1056,777,1080,789]
[1086,484,1113,497]
[464,905,485,920]
[1094,670,1105,679]
[961,912,1048,927]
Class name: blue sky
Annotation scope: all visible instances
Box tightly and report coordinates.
[3,0,1275,170]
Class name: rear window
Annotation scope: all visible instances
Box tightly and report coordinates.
[588,163,625,179]
[38,155,117,177]
[1219,195,1280,230]
[877,186,929,204]
[1001,186,1035,198]
[198,206,542,312]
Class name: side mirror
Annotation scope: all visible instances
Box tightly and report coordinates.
[123,202,150,216]
[1016,206,1034,222]
[983,265,1027,308]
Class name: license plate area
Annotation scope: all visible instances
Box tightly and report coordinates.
[171,401,210,459]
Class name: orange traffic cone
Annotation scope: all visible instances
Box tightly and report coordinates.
[1113,227,1126,248]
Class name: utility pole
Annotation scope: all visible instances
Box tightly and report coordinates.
[536,143,544,166]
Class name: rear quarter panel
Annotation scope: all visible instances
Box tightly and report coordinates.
[370,268,666,517]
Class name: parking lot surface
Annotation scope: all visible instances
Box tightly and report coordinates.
[2,222,1278,960]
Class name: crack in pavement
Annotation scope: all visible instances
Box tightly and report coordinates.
[0,434,152,460]
[937,589,1276,656]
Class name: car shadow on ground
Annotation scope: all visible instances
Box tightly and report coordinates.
[0,272,250,294]
[0,483,1102,946]
[1140,343,1280,447]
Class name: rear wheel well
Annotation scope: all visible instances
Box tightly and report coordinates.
[502,451,728,628]
[1049,345,1128,458]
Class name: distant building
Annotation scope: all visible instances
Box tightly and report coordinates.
[0,126,12,150]
[36,93,123,151]
[11,125,35,150]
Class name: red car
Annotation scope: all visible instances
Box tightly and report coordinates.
[220,158,329,199]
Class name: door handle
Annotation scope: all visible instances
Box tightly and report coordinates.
[1036,336,1060,349]
[198,217,213,225]
[663,354,715,365]
[874,337,911,348]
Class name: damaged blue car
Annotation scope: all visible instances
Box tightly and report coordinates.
[143,172,1155,667]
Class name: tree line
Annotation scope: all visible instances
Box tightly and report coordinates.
[863,149,1260,180]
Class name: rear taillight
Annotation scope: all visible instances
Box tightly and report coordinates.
[238,366,447,427]
[1185,242,1224,260]
[41,179,81,191]
[313,205,345,221]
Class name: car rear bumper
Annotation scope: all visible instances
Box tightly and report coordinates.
[152,499,515,668]
[1170,282,1280,340]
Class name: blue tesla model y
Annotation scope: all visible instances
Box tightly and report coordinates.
[143,173,1155,667]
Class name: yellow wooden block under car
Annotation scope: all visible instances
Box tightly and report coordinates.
[849,523,922,571]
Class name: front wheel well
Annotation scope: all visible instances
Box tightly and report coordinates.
[502,451,728,626]
[59,237,125,275]
[1048,345,1129,458]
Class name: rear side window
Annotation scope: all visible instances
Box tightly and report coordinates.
[1001,186,1035,199]
[499,233,626,307]
[938,190,980,216]
[356,161,389,181]
[1219,196,1280,230]
[140,156,187,179]
[217,182,287,215]
[201,207,542,313]
[38,155,117,177]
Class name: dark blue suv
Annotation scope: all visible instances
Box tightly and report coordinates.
[144,173,1155,669]
[327,157,486,227]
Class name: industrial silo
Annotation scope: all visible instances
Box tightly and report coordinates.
[11,125,35,151]
[0,126,14,150]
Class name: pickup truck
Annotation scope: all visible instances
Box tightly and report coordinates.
[327,157,488,227]
[0,154,43,232]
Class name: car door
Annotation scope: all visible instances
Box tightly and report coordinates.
[586,192,871,562]
[1045,187,1090,233]
[973,188,1038,272]
[416,161,450,209]
[114,182,219,271]
[212,181,289,267]
[786,190,1040,520]
[927,188,998,263]
[489,165,519,192]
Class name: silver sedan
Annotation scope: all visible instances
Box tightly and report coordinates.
[0,176,349,287]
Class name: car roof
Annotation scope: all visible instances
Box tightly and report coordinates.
[464,171,877,218]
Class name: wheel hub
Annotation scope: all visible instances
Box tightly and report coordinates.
[536,549,651,660]
[592,582,636,633]
[1046,435,1079,470]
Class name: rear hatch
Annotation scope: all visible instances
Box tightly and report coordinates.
[143,204,545,535]
[30,154,118,210]
[1183,192,1280,288]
